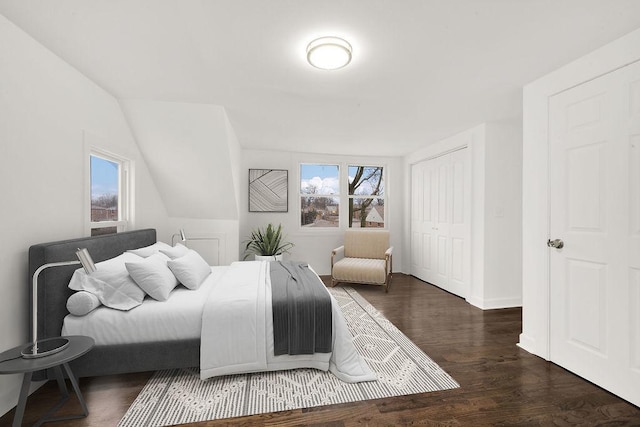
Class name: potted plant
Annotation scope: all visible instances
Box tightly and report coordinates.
[243,223,294,261]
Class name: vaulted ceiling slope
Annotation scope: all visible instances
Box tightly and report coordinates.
[120,100,240,220]
[2,1,640,156]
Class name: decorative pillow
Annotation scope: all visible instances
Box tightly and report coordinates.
[167,250,211,290]
[160,243,190,259]
[126,253,179,301]
[66,291,102,316]
[68,252,146,311]
[127,241,172,258]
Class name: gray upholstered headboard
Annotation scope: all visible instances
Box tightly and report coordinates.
[28,229,157,343]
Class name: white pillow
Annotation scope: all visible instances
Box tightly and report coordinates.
[160,243,190,259]
[126,253,179,301]
[167,250,211,290]
[68,252,145,311]
[66,291,102,316]
[127,241,172,258]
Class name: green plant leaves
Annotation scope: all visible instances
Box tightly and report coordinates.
[243,223,294,259]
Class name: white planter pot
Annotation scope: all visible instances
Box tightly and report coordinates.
[254,254,283,261]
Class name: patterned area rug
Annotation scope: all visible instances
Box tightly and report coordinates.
[118,287,459,426]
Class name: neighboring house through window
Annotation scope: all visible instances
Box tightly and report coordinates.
[89,149,131,236]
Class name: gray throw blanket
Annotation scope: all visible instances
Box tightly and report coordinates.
[270,261,332,355]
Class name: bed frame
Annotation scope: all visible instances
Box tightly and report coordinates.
[29,229,200,380]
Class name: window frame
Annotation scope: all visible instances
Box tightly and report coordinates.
[297,160,387,231]
[347,164,385,229]
[299,163,341,229]
[86,146,132,236]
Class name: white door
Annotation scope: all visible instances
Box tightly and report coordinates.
[411,157,435,284]
[548,60,640,407]
[411,149,469,297]
[448,149,469,295]
[433,154,451,287]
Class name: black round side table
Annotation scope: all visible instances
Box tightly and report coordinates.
[0,335,95,427]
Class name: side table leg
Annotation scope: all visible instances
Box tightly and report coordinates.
[32,364,89,427]
[53,364,70,399]
[13,371,32,427]
[62,362,88,416]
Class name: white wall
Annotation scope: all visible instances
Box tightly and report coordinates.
[483,122,523,307]
[240,149,404,275]
[0,15,169,417]
[120,100,239,220]
[404,122,522,309]
[225,113,243,219]
[520,27,640,359]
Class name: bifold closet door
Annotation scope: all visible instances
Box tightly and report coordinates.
[411,149,469,298]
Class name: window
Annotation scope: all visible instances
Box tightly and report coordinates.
[298,162,386,229]
[300,164,340,227]
[89,151,130,236]
[348,165,384,228]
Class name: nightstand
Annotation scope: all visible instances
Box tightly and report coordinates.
[0,335,94,427]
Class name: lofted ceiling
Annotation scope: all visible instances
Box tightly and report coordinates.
[2,0,640,156]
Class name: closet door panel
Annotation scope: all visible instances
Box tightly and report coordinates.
[448,149,470,297]
[451,237,465,283]
[432,155,450,286]
[411,148,469,298]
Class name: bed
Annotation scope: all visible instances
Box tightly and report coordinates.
[29,229,374,383]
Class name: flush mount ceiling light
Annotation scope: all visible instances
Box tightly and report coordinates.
[306,36,352,70]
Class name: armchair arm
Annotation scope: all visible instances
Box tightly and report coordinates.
[331,245,345,269]
[385,246,394,274]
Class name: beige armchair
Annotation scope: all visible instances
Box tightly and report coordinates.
[331,230,393,292]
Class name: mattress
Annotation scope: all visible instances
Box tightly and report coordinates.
[61,266,229,344]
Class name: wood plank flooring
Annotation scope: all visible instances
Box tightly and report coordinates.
[2,274,639,426]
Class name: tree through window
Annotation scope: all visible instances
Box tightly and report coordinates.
[348,166,384,228]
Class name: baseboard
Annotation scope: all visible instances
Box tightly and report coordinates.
[466,295,522,310]
[517,333,548,360]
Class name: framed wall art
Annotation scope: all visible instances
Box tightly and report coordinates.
[248,169,288,212]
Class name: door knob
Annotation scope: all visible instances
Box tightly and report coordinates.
[547,238,564,249]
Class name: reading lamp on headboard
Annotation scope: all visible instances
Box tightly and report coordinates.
[171,229,187,246]
[22,248,96,359]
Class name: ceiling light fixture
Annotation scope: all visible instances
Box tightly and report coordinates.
[306,36,352,70]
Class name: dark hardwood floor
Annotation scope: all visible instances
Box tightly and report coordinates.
[2,274,639,426]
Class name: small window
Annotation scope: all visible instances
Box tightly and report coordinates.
[89,151,130,236]
[348,165,384,228]
[300,164,340,227]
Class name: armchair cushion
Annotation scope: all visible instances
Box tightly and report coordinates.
[332,258,387,284]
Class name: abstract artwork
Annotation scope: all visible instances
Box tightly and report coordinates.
[248,169,288,212]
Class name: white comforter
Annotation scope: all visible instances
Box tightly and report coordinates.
[200,261,376,383]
